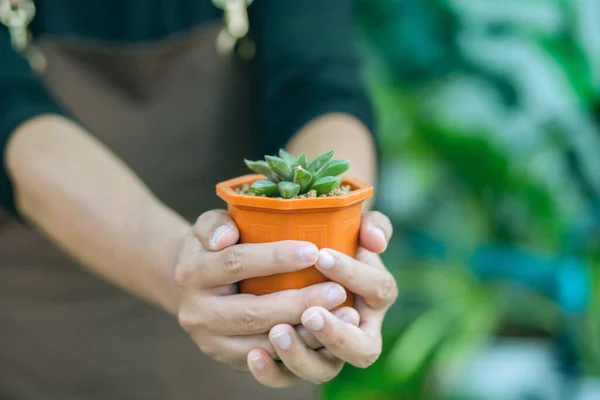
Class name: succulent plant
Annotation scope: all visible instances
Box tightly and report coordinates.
[244,149,350,198]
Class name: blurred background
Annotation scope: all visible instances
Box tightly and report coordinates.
[325,1,600,399]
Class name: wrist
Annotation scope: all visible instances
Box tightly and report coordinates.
[135,201,190,315]
[6,114,190,314]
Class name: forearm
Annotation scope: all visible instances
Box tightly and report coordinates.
[6,115,187,314]
[286,113,377,209]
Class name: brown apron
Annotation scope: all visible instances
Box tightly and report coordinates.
[0,23,317,400]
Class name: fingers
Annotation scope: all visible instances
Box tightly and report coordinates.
[296,307,360,350]
[301,306,382,369]
[359,211,393,254]
[356,246,386,270]
[247,349,298,388]
[197,241,319,287]
[315,248,398,310]
[353,295,386,339]
[194,282,347,335]
[211,334,277,367]
[268,324,344,385]
[193,210,240,251]
[189,332,276,371]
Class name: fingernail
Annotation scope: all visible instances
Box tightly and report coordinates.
[298,244,318,264]
[211,225,232,248]
[318,249,336,270]
[373,227,387,249]
[250,353,265,370]
[271,329,292,350]
[326,284,346,307]
[303,311,325,331]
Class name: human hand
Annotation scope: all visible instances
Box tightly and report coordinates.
[175,210,351,371]
[246,211,397,386]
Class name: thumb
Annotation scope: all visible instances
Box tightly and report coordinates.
[193,210,239,251]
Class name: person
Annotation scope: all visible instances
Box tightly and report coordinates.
[0,0,398,399]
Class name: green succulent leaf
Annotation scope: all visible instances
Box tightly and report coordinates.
[245,150,347,199]
[316,159,350,179]
[250,179,279,197]
[306,150,334,173]
[295,153,307,168]
[278,181,301,199]
[244,159,279,182]
[278,149,296,164]
[265,156,293,181]
[311,176,342,196]
[293,166,314,194]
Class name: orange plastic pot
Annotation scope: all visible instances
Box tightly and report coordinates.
[216,174,374,308]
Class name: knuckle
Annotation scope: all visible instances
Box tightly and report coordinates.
[178,309,201,332]
[173,262,191,288]
[343,267,357,284]
[196,210,219,227]
[377,276,399,306]
[288,356,308,373]
[302,285,327,311]
[195,212,208,226]
[222,246,243,276]
[372,210,391,227]
[318,370,339,384]
[328,332,346,351]
[193,214,212,237]
[240,306,269,332]
[296,326,317,348]
[174,237,204,288]
[198,342,219,361]
[368,211,393,237]
[357,349,382,369]
[231,362,249,372]
[178,298,209,333]
[210,303,229,326]
[374,210,389,223]
[194,210,229,241]
[212,352,227,365]
[297,288,314,310]
[271,244,288,267]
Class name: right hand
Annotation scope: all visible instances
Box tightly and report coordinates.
[174,210,355,371]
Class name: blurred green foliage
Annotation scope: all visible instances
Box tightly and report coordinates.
[325,0,600,398]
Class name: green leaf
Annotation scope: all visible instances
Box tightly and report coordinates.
[265,156,293,181]
[316,159,350,179]
[311,176,342,196]
[295,153,307,168]
[278,149,296,164]
[433,297,500,373]
[306,150,334,173]
[277,181,300,199]
[293,166,314,194]
[386,305,458,381]
[244,159,279,182]
[250,179,279,197]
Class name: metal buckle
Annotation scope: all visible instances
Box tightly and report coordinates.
[0,0,46,74]
[0,0,35,51]
[212,0,255,59]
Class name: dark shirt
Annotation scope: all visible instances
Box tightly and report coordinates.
[0,0,374,216]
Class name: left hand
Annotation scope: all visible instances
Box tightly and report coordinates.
[246,211,398,387]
